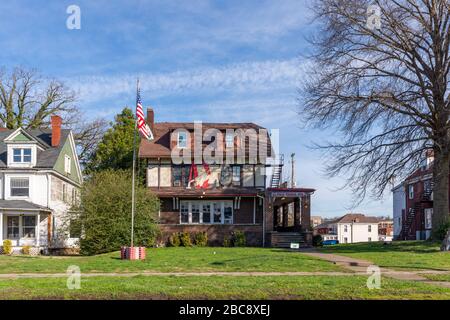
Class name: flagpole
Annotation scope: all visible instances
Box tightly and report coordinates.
[131,78,139,248]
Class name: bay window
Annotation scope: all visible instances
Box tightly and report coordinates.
[180,200,233,224]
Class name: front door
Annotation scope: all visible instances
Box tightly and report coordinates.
[6,216,20,244]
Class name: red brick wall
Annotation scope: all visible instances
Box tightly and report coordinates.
[158,197,263,246]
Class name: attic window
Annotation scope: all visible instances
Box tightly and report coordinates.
[225,133,234,148]
[13,148,32,163]
[64,155,72,174]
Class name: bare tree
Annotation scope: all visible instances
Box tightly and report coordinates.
[302,0,449,236]
[0,67,107,165]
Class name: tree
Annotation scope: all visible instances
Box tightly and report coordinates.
[71,169,160,255]
[302,0,449,237]
[0,67,107,165]
[84,107,142,174]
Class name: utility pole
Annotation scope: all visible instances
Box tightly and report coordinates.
[290,153,296,188]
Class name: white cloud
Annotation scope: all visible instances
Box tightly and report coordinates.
[67,58,309,103]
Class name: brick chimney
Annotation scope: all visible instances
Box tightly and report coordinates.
[147,108,154,132]
[51,115,62,147]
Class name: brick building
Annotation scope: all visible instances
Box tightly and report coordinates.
[139,108,314,247]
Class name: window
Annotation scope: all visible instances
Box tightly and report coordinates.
[213,202,222,223]
[344,225,348,232]
[172,165,189,187]
[408,185,414,199]
[69,219,82,238]
[177,132,187,148]
[425,208,433,229]
[191,203,201,223]
[344,237,348,244]
[22,216,36,238]
[180,201,233,225]
[232,166,241,186]
[7,216,19,239]
[62,184,68,203]
[10,177,29,197]
[202,203,211,223]
[64,155,71,174]
[13,148,32,163]
[225,133,234,148]
[368,225,372,232]
[224,203,233,224]
[368,237,372,242]
[180,202,189,223]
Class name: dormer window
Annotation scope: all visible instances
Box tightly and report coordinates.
[178,132,187,148]
[13,148,32,163]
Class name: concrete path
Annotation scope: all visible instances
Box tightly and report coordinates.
[300,249,450,287]
[0,271,362,279]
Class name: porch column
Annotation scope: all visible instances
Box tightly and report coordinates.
[0,212,3,245]
[36,213,40,247]
[301,195,311,230]
[282,204,289,228]
[294,197,301,231]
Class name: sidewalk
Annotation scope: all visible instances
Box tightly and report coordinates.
[300,249,450,287]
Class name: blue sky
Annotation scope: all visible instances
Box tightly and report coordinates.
[0,0,392,217]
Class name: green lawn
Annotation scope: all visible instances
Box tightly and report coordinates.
[0,247,345,273]
[319,241,450,271]
[1,275,449,300]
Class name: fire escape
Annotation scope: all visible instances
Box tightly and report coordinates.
[399,181,433,240]
[270,154,284,188]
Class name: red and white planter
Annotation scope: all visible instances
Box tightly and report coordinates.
[120,246,146,260]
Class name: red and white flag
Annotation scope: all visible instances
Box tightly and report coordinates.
[136,87,154,140]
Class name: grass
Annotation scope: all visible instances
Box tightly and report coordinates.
[1,275,449,300]
[0,247,345,274]
[319,241,450,271]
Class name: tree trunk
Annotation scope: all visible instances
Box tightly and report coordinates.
[432,146,450,237]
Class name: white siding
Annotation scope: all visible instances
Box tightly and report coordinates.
[337,223,379,243]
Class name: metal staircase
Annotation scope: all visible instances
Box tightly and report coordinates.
[270,154,284,188]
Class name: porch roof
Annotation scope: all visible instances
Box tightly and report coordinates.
[0,200,52,212]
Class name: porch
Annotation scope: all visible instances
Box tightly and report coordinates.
[265,188,315,247]
[0,200,52,253]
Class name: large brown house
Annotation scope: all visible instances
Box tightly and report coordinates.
[139,108,315,247]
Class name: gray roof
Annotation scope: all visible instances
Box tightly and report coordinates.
[0,200,51,211]
[0,129,70,168]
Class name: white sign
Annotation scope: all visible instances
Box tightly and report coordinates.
[290,243,300,249]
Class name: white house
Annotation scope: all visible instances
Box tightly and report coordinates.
[0,115,82,255]
[316,214,380,244]
[392,184,406,238]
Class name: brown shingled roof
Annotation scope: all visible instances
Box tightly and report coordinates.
[139,121,273,160]
[336,214,380,224]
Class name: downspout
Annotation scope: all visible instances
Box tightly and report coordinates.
[257,194,265,247]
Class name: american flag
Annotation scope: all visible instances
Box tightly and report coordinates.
[136,87,154,140]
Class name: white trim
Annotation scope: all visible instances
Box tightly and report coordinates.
[67,131,83,184]
[177,131,188,149]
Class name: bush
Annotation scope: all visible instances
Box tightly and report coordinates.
[2,240,12,255]
[180,232,192,247]
[435,222,450,241]
[233,231,246,247]
[223,236,231,247]
[168,233,181,247]
[312,235,323,247]
[71,170,160,255]
[194,232,208,247]
[22,245,31,255]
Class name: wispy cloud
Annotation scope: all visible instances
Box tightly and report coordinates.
[67,58,309,104]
